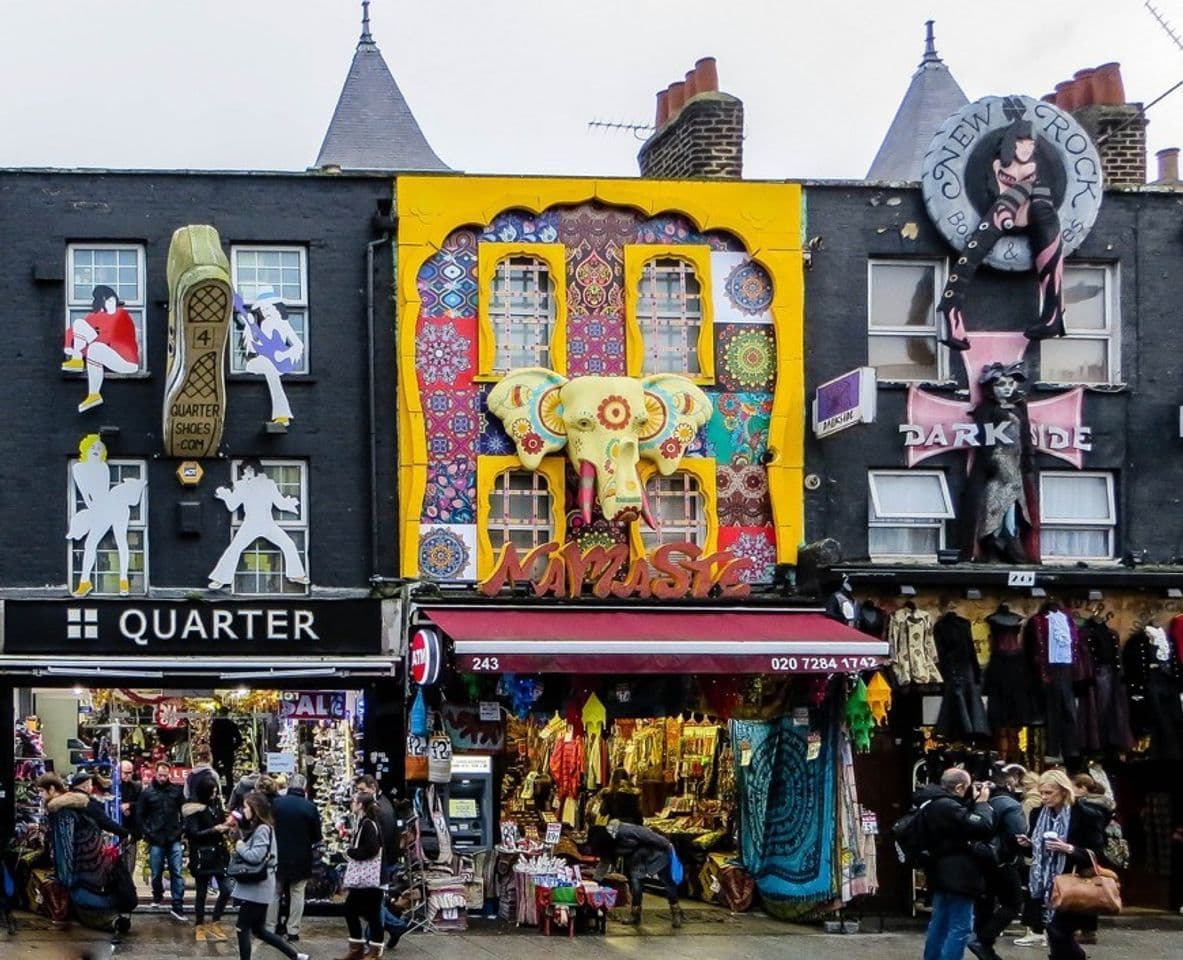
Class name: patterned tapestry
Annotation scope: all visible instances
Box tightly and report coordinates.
[731,711,840,911]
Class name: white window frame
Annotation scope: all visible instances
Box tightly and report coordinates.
[230,459,309,596]
[867,469,954,561]
[65,243,148,374]
[67,458,149,596]
[1038,471,1116,562]
[640,472,707,554]
[1038,263,1120,387]
[636,258,704,377]
[489,256,555,374]
[230,245,310,375]
[487,468,556,555]
[867,258,948,383]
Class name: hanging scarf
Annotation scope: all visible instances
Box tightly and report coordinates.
[845,679,874,753]
[1028,804,1070,915]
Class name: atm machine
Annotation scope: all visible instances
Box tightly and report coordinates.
[419,754,495,852]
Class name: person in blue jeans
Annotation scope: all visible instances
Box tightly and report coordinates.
[136,760,187,920]
[915,769,995,960]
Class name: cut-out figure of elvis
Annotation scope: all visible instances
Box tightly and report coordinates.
[234,288,304,426]
[66,434,147,597]
[62,285,141,412]
[962,362,1038,564]
[208,459,308,590]
[939,120,1065,350]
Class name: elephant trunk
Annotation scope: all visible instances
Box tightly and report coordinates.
[640,480,658,531]
[579,459,596,525]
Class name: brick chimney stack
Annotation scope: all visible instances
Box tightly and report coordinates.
[638,57,743,179]
[1045,62,1147,186]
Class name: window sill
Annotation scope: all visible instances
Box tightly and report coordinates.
[229,374,316,384]
[875,379,958,391]
[1032,381,1127,393]
[63,371,150,380]
[1039,557,1119,566]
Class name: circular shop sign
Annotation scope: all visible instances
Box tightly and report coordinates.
[409,627,442,686]
[920,95,1103,271]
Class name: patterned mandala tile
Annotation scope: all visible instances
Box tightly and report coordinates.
[635,216,745,251]
[705,392,773,466]
[423,387,480,459]
[418,524,476,581]
[418,229,478,318]
[479,210,560,244]
[712,252,773,323]
[568,313,626,376]
[719,525,777,584]
[415,315,476,389]
[477,384,516,455]
[561,205,633,343]
[422,455,476,524]
[717,463,773,527]
[717,323,776,392]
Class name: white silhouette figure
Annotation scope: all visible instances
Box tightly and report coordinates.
[236,288,303,425]
[66,434,147,597]
[208,460,308,590]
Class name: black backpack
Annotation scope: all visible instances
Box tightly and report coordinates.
[891,799,933,867]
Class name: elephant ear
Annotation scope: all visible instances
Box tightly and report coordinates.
[485,367,569,469]
[638,374,714,475]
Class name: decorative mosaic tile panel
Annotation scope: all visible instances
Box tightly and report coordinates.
[418,524,477,581]
[719,525,777,584]
[418,229,478,318]
[711,252,773,324]
[422,454,476,524]
[716,323,776,392]
[704,392,773,466]
[415,315,476,389]
[717,463,773,527]
[479,210,560,244]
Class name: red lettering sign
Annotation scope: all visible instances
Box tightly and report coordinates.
[478,541,752,600]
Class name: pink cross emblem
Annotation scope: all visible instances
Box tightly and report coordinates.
[902,332,1089,469]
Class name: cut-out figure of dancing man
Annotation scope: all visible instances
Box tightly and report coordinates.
[67,434,147,597]
[208,459,309,590]
[62,285,141,412]
[235,288,304,426]
[939,119,1065,351]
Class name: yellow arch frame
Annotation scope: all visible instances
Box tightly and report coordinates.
[476,242,568,380]
[475,455,567,578]
[623,244,715,384]
[397,176,804,576]
[629,458,719,559]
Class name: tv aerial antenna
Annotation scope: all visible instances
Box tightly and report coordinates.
[587,120,655,142]
[1145,1,1183,51]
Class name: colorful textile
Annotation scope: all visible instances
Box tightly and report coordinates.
[845,680,874,753]
[732,710,839,907]
[866,672,892,725]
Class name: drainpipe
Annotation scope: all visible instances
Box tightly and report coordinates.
[367,226,393,579]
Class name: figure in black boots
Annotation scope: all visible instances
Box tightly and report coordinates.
[937,118,1066,350]
[590,820,685,929]
[962,362,1038,564]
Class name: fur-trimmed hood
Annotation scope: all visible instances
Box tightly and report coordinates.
[182,802,208,818]
[47,791,90,813]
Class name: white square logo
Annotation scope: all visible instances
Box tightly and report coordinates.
[66,608,99,641]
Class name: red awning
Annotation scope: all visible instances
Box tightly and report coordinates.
[425,608,887,675]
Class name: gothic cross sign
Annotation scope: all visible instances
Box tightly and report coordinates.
[900,333,1091,468]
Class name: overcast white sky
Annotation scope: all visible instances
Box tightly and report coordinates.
[1,0,1180,180]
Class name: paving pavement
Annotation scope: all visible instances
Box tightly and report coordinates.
[4,912,1183,960]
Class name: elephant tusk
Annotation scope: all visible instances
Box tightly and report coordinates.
[640,474,658,531]
[579,459,596,525]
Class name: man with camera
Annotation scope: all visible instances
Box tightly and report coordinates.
[968,767,1030,960]
[915,768,996,960]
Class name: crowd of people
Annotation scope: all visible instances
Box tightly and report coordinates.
[914,765,1117,960]
[20,745,408,959]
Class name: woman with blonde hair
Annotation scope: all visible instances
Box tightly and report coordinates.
[1017,769,1106,960]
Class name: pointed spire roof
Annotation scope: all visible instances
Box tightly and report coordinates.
[314,3,450,173]
[866,21,969,181]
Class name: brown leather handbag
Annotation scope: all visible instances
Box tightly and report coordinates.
[1050,850,1122,915]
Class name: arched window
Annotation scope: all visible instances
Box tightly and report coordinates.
[476,456,566,576]
[624,244,714,382]
[634,459,717,558]
[489,256,554,372]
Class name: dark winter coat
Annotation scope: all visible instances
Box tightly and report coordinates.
[374,793,399,873]
[136,778,185,846]
[272,788,322,882]
[914,784,995,897]
[119,778,142,838]
[987,789,1027,863]
[611,821,674,880]
[183,800,230,875]
[1027,801,1107,873]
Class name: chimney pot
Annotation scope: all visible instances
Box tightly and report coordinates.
[1157,147,1179,183]
[655,89,670,128]
[684,69,698,101]
[1094,62,1125,105]
[694,56,719,93]
[1073,68,1097,108]
[1055,80,1078,111]
[667,81,686,115]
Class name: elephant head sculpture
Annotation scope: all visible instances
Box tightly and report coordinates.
[486,368,713,528]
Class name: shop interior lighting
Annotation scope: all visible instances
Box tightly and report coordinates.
[221,668,340,681]
[964,588,982,600]
[1030,587,1047,598]
[899,585,917,597]
[1168,588,1183,599]
[1088,589,1104,601]
[43,666,163,679]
